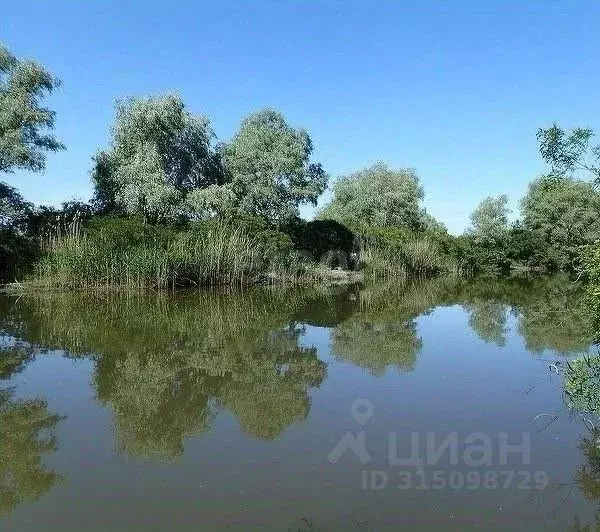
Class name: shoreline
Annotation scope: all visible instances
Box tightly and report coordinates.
[0,269,366,294]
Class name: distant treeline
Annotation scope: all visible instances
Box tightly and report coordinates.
[2,42,600,287]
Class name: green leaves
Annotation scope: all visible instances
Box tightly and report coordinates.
[91,94,220,222]
[537,124,600,182]
[92,102,327,225]
[318,162,426,234]
[0,43,64,174]
[468,195,510,245]
[222,108,327,223]
[521,176,600,271]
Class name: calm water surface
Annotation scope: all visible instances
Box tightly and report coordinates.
[0,277,598,531]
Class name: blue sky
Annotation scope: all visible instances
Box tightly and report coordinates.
[2,1,599,233]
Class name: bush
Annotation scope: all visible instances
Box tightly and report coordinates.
[86,216,176,251]
[285,218,355,262]
[565,355,600,415]
[0,229,36,282]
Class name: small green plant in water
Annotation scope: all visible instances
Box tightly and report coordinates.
[565,354,600,415]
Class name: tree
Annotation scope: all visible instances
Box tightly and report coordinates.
[91,94,221,222]
[521,176,600,270]
[318,162,426,233]
[0,181,31,231]
[537,123,600,182]
[0,44,64,174]
[221,108,327,224]
[467,195,510,244]
[0,182,35,281]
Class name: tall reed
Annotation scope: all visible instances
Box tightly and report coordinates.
[361,235,462,279]
[32,221,296,289]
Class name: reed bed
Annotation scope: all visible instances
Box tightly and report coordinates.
[361,236,462,279]
[32,221,297,289]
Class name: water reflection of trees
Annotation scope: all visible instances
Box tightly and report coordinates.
[331,276,593,373]
[0,345,35,380]
[330,279,461,375]
[564,430,600,531]
[0,276,593,459]
[1,291,328,460]
[516,280,592,356]
[94,327,326,459]
[463,301,507,346]
[0,388,63,516]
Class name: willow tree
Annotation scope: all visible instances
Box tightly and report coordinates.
[220,109,327,224]
[0,43,63,279]
[467,195,510,245]
[521,176,600,270]
[0,44,64,174]
[537,124,600,182]
[318,162,426,233]
[91,94,222,222]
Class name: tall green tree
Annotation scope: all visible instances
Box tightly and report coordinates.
[221,109,327,224]
[521,176,600,270]
[318,162,426,233]
[91,94,221,222]
[0,44,64,174]
[537,123,600,182]
[0,182,34,281]
[0,44,63,280]
[467,195,510,244]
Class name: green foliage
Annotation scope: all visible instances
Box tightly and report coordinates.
[318,162,425,233]
[468,195,510,244]
[90,103,327,228]
[0,43,64,174]
[221,108,327,223]
[0,43,64,280]
[86,215,176,251]
[537,123,600,182]
[91,94,221,221]
[223,214,295,259]
[521,176,600,271]
[360,227,461,278]
[286,218,356,262]
[0,182,35,281]
[32,217,300,288]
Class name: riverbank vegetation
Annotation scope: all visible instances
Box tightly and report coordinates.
[3,42,600,289]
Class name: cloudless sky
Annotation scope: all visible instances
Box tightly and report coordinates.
[2,1,599,233]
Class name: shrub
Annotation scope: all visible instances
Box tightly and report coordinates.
[285,218,355,262]
[225,214,295,260]
[565,355,600,415]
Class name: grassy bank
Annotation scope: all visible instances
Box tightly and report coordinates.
[10,216,469,291]
[30,218,306,289]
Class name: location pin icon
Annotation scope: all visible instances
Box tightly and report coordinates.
[351,399,373,426]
